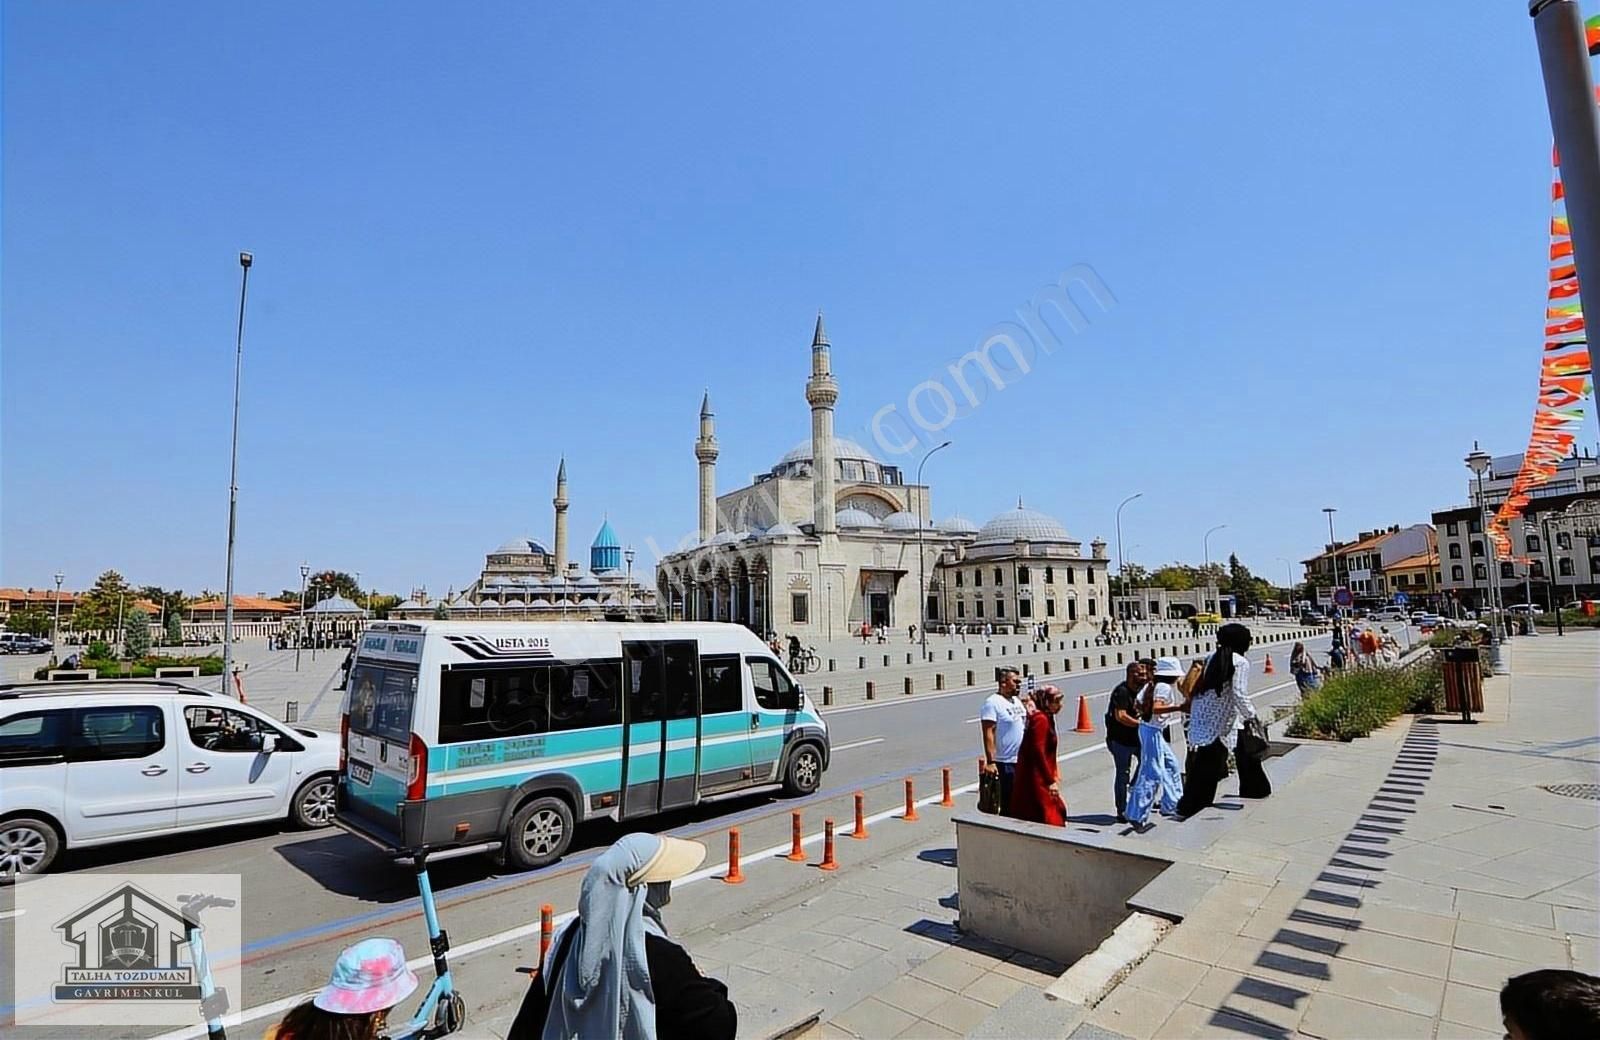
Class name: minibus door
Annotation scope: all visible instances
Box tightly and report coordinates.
[620,640,701,817]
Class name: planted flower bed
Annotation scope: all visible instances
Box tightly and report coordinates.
[1286,655,1442,742]
[35,654,224,681]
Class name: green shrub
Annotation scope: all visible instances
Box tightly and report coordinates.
[88,640,111,658]
[35,654,223,681]
[1287,657,1443,741]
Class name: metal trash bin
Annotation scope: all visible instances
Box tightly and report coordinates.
[1441,647,1484,720]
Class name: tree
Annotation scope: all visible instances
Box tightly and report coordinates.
[432,602,449,620]
[1151,565,1194,591]
[1228,554,1261,609]
[72,570,135,631]
[309,571,364,607]
[124,607,152,659]
[165,609,183,646]
[7,608,50,637]
[365,594,402,620]
[1108,563,1151,597]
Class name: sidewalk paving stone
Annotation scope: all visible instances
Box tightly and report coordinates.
[1447,947,1546,991]
[1440,980,1502,1032]
[1298,990,1435,1039]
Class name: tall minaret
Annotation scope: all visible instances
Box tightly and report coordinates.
[805,311,839,534]
[553,457,570,573]
[695,391,719,541]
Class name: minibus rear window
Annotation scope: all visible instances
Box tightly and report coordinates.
[348,663,417,744]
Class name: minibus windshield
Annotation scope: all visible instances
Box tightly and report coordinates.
[347,661,418,744]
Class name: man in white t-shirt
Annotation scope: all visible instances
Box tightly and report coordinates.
[980,667,1030,816]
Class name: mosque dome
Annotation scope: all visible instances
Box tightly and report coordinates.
[493,537,549,556]
[835,507,882,529]
[777,437,880,468]
[591,520,620,550]
[939,514,980,536]
[975,504,1072,545]
[882,511,932,532]
[590,519,623,573]
[763,522,804,539]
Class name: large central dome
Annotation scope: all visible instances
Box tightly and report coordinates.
[776,437,880,468]
[975,506,1072,545]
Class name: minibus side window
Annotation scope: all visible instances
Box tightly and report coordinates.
[701,655,742,715]
[664,643,699,720]
[748,658,792,711]
[549,660,623,732]
[438,669,550,745]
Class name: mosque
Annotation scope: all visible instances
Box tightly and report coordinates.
[654,315,1109,639]
[390,459,660,621]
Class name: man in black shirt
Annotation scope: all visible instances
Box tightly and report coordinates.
[1105,660,1148,823]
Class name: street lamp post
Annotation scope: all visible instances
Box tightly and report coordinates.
[1203,523,1227,613]
[51,572,64,665]
[1277,557,1295,613]
[1540,513,1564,635]
[915,440,952,660]
[1519,523,1539,637]
[1322,507,1342,616]
[1465,444,1507,674]
[221,251,252,692]
[296,564,309,672]
[1115,493,1143,621]
[624,546,635,617]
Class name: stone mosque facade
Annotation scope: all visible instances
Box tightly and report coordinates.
[655,316,1110,638]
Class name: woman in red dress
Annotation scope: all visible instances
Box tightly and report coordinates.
[1010,684,1067,825]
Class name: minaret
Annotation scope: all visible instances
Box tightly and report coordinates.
[805,311,839,534]
[553,457,570,574]
[695,391,719,541]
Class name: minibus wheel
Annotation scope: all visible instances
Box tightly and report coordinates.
[782,743,824,797]
[505,795,574,870]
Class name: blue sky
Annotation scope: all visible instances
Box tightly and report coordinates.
[3,2,1593,597]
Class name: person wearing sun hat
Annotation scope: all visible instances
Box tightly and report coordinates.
[1125,658,1187,827]
[265,937,419,1040]
[509,832,736,1040]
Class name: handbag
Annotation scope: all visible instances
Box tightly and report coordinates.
[1236,718,1270,759]
[977,768,1002,814]
[1177,660,1205,697]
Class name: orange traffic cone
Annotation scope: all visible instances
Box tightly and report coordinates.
[1264,654,1275,675]
[1073,695,1094,734]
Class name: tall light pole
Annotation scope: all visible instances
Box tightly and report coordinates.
[1465,444,1506,674]
[624,546,635,618]
[1115,492,1143,619]
[221,251,252,691]
[51,572,64,665]
[296,563,309,671]
[1203,523,1227,612]
[1277,557,1295,612]
[1322,507,1342,616]
[915,440,952,659]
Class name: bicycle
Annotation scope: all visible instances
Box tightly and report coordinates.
[792,646,821,674]
[178,892,235,1040]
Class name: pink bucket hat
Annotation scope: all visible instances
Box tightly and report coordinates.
[313,937,419,1015]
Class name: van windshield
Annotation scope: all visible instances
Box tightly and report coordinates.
[347,661,418,744]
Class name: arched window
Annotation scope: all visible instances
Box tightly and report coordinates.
[1473,564,1487,581]
[793,551,805,571]
[1559,557,1575,577]
[1470,541,1484,558]
[1530,561,1545,578]
[1448,544,1462,560]
[1526,534,1541,553]
[1500,562,1515,580]
[1556,531,1572,550]
[1451,565,1464,582]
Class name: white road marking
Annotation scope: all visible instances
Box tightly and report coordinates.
[830,738,886,752]
[152,676,1303,1039]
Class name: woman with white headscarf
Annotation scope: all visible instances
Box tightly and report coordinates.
[509,832,736,1040]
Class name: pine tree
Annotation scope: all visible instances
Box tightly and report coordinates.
[165,609,183,646]
[125,608,152,659]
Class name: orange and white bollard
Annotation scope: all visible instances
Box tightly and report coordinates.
[940,767,956,808]
[785,811,806,861]
[903,778,920,821]
[723,828,745,884]
[539,904,554,963]
[851,791,869,839]
[818,818,839,871]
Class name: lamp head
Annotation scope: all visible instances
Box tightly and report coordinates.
[239,251,253,269]
[54,572,63,584]
[1465,443,1492,477]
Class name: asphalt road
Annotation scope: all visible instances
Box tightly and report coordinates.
[2,625,1383,1037]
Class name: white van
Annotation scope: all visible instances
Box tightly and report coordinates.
[0,681,342,877]
[336,621,830,869]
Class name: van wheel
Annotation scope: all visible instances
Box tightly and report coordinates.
[504,796,574,871]
[0,816,61,879]
[782,744,823,797]
[291,775,338,829]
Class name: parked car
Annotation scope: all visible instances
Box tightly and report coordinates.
[1299,611,1329,625]
[0,680,340,877]
[1193,612,1223,624]
[1507,604,1541,615]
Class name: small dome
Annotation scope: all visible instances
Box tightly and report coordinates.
[503,598,525,608]
[883,511,932,532]
[576,574,601,588]
[940,514,980,535]
[394,599,423,610]
[709,530,740,546]
[976,505,1071,545]
[493,537,549,556]
[836,507,882,529]
[764,522,804,539]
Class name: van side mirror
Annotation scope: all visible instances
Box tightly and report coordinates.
[259,733,278,754]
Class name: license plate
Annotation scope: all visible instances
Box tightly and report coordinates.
[349,760,373,785]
